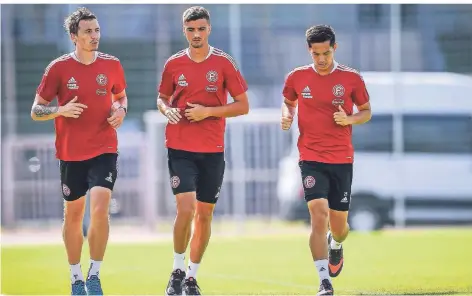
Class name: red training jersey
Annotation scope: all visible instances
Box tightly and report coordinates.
[283,61,370,164]
[36,52,127,161]
[158,46,248,153]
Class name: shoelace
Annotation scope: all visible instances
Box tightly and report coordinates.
[87,276,102,292]
[330,249,342,262]
[319,279,332,292]
[168,272,184,292]
[171,271,185,283]
[185,279,200,294]
[72,281,85,293]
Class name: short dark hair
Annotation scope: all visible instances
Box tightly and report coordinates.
[305,25,336,47]
[63,7,97,35]
[182,6,211,24]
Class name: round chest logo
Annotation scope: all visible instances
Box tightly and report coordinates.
[96,74,108,86]
[332,84,345,97]
[206,71,218,83]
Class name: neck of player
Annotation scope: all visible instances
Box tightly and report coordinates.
[189,43,210,62]
[74,48,96,65]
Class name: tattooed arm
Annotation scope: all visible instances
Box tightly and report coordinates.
[31,95,61,121]
[31,95,87,121]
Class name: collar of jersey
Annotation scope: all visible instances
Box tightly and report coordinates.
[311,60,339,75]
[69,51,98,65]
[185,46,214,62]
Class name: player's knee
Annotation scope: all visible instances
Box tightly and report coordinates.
[89,187,112,220]
[308,200,329,233]
[195,209,213,225]
[195,213,213,226]
[64,211,84,225]
[176,192,196,219]
[195,201,215,223]
[90,203,110,221]
[311,213,329,233]
[63,197,86,225]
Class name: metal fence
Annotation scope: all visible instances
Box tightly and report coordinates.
[2,133,148,228]
[2,4,472,230]
[1,110,293,230]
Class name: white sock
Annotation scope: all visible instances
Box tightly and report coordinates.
[330,237,342,250]
[186,261,200,279]
[314,259,331,283]
[87,260,102,279]
[173,251,186,272]
[70,263,84,283]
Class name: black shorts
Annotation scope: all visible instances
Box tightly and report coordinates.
[60,153,118,201]
[299,160,353,211]
[167,148,225,204]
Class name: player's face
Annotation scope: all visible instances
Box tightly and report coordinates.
[183,19,211,49]
[73,19,100,52]
[309,41,337,72]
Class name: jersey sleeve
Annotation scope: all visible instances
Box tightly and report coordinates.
[282,72,298,101]
[223,59,248,98]
[112,61,127,95]
[353,74,370,106]
[36,62,60,102]
[158,60,175,97]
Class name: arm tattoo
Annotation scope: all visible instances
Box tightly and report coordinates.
[32,104,59,117]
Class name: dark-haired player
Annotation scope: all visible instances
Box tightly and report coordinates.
[157,6,249,296]
[281,25,372,295]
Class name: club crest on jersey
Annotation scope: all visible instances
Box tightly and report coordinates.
[96,74,108,86]
[178,74,188,87]
[67,77,79,90]
[206,70,218,83]
[301,86,313,99]
[332,84,345,97]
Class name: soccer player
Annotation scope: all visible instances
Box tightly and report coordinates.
[157,6,249,296]
[281,25,372,295]
[30,7,128,296]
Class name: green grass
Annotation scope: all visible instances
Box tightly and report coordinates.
[2,228,472,295]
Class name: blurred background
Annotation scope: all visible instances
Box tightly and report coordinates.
[2,4,472,295]
[1,3,472,236]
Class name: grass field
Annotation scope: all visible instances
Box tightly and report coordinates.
[2,228,472,295]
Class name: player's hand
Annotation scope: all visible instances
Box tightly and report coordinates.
[333,105,351,126]
[185,102,210,122]
[107,107,126,129]
[58,96,88,119]
[281,115,293,130]
[164,107,182,124]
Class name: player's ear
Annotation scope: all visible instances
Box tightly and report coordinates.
[182,23,188,37]
[307,46,313,55]
[333,43,338,51]
[306,42,312,52]
[207,24,211,35]
[70,33,76,45]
